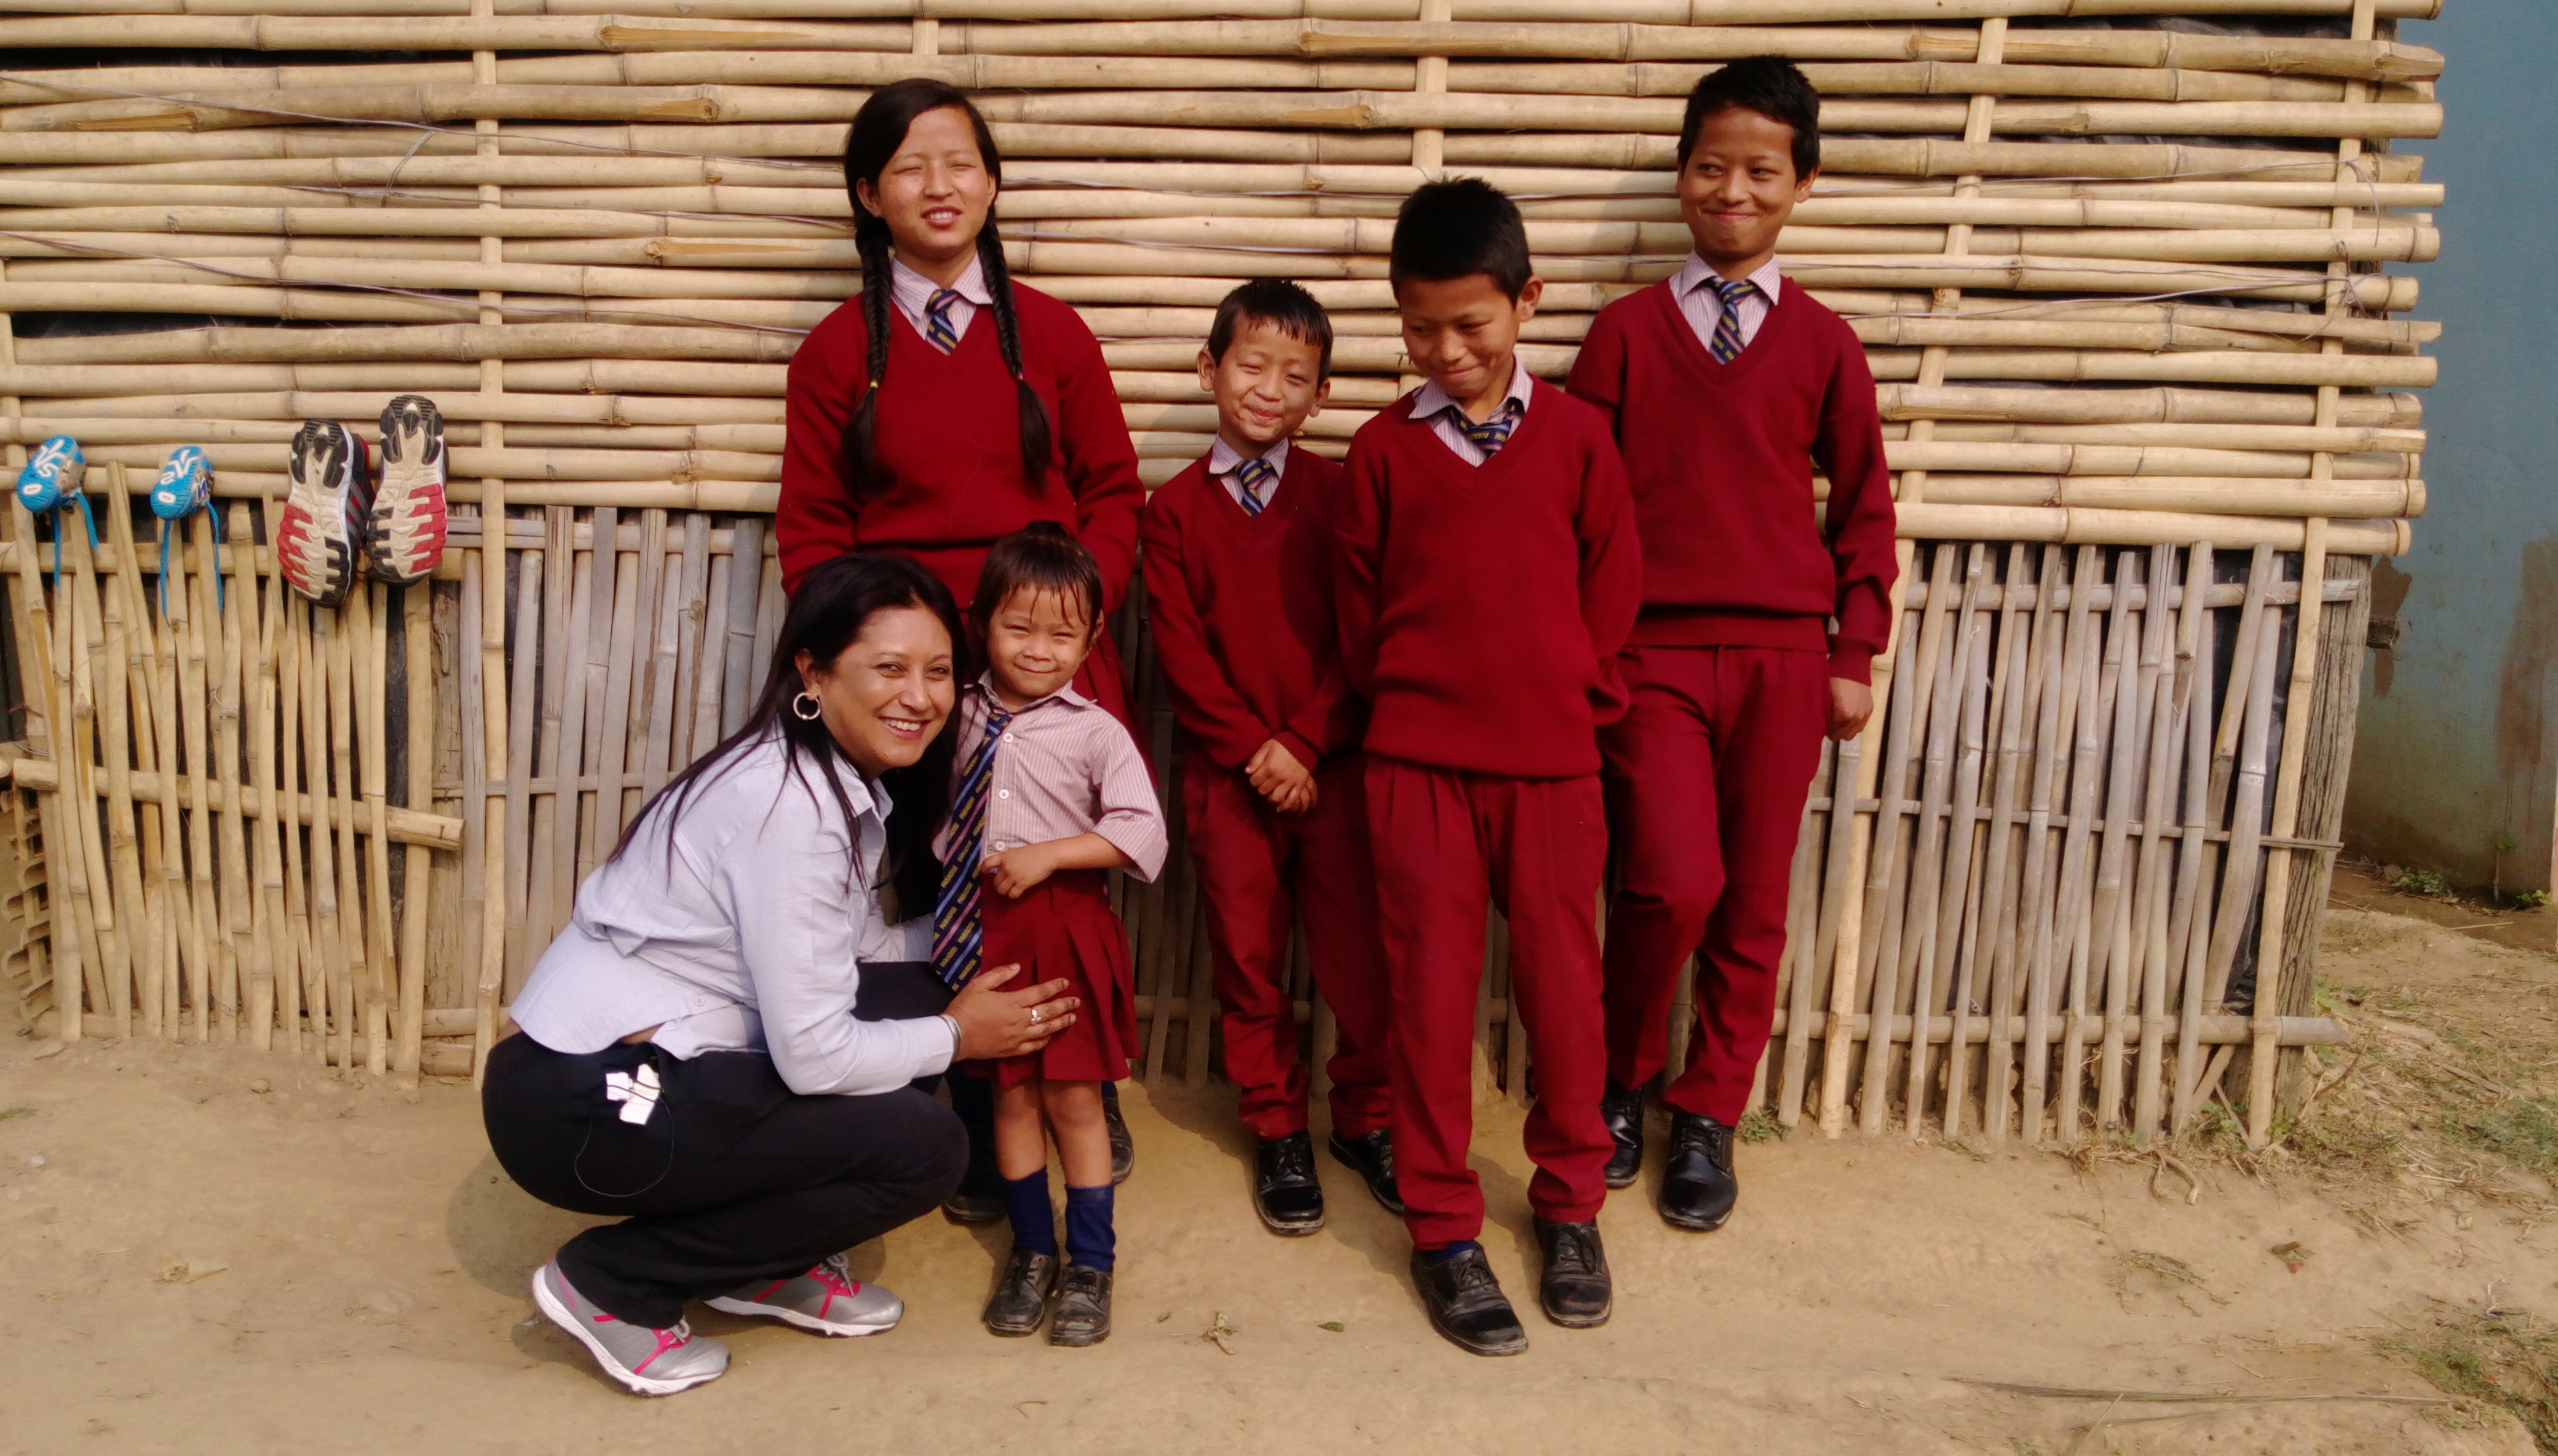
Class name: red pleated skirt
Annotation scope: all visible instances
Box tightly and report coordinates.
[972,868,1136,1088]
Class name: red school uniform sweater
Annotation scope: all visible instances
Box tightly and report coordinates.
[1141,446,1364,776]
[1566,275,1898,683]
[1334,377,1642,780]
[775,283,1144,608]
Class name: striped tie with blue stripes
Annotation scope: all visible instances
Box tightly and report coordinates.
[924,287,963,353]
[1233,455,1278,515]
[930,703,1016,989]
[1708,277,1757,363]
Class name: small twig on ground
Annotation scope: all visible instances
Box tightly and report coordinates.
[2059,1393,2126,1456]
[1203,1310,1238,1355]
[2148,1149,2202,1205]
[1955,1379,2449,1406]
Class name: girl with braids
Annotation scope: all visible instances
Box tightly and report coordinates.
[777,76,1144,1224]
[778,78,1145,730]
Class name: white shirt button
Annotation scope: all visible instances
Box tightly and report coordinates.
[997,789,1010,799]
[993,841,1008,851]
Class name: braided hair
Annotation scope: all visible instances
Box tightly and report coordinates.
[841,79,1053,504]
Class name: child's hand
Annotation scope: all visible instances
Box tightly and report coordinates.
[1245,738,1317,814]
[1827,676,1874,742]
[981,842,1058,899]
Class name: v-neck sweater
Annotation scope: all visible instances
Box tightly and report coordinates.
[1567,275,1898,682]
[1141,446,1362,775]
[1334,377,1642,780]
[776,283,1143,611]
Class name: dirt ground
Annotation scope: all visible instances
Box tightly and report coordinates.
[2,898,2552,1455]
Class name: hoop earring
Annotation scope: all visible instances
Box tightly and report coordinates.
[791,690,823,722]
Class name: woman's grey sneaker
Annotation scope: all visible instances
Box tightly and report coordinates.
[705,1252,901,1337]
[531,1260,729,1397]
[367,395,449,585]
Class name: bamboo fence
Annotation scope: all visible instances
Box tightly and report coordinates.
[0,0,2436,1147]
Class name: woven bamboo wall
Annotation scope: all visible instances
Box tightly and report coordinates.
[0,1,2441,1147]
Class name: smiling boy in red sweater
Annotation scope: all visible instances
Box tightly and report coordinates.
[1567,57,1897,1234]
[1337,181,1640,1356]
[1141,280,1400,1239]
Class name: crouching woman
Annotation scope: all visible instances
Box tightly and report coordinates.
[482,552,1080,1396]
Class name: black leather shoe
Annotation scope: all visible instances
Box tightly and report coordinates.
[1047,1265,1113,1347]
[1410,1246,1526,1356]
[1103,1083,1135,1184]
[1599,1083,1644,1189]
[1532,1217,1613,1327]
[1253,1130,1326,1235]
[982,1248,1056,1337]
[1659,1110,1738,1232]
[1327,1128,1405,1216]
[941,1187,1005,1226]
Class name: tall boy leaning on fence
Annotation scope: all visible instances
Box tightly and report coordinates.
[1567,56,1899,1236]
[1336,178,1641,1358]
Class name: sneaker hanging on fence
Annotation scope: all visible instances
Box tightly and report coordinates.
[13,433,97,585]
[367,395,448,585]
[148,445,221,613]
[278,419,371,607]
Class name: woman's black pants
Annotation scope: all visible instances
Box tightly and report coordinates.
[481,963,967,1328]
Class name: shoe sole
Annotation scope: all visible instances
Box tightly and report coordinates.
[942,1200,1007,1227]
[1048,1324,1111,1348]
[702,1293,900,1337]
[1256,1201,1326,1236]
[1658,1204,1732,1233]
[1426,1316,1527,1357]
[281,421,366,608]
[530,1267,722,1398]
[984,1313,1047,1337]
[1604,1168,1639,1191]
[1541,1297,1614,1329]
[368,395,448,585]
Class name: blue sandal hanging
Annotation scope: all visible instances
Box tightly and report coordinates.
[148,445,221,612]
[12,435,97,586]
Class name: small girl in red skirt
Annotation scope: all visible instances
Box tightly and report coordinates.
[932,522,1166,1347]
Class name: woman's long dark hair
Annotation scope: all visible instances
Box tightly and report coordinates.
[608,552,965,917]
[841,78,1052,503]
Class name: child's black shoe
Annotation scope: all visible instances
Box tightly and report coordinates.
[1532,1217,1612,1327]
[1047,1265,1112,1347]
[1409,1246,1526,1357]
[1253,1130,1325,1235]
[1103,1084,1135,1184]
[982,1248,1055,1337]
[1327,1128,1404,1215]
[1599,1083,1644,1189]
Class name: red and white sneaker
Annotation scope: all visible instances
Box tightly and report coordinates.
[278,419,371,607]
[367,394,448,585]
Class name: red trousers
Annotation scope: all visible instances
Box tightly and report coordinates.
[1366,757,1611,1248]
[1183,756,1392,1141]
[1598,646,1828,1125]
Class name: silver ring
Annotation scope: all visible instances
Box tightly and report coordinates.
[1029,1007,1042,1025]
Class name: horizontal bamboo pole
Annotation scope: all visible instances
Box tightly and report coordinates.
[4,758,463,851]
[0,77,2442,140]
[1757,1010,2351,1048]
[0,0,2447,20]
[10,322,803,366]
[1879,382,2420,428]
[16,389,785,425]
[1906,475,2421,518]
[1,359,787,397]
[1887,502,2406,555]
[0,15,2444,82]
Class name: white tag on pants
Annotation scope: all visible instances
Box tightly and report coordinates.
[604,1063,662,1126]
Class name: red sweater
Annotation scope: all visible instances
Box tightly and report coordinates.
[1567,277,1898,682]
[1335,378,1641,780]
[1141,447,1363,775]
[775,284,1143,610]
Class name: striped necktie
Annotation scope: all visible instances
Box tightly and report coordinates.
[1232,455,1278,516]
[924,287,963,353]
[1455,400,1522,460]
[1708,277,1757,363]
[930,702,1016,989]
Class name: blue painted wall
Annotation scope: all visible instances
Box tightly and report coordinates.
[2346,1,2558,892]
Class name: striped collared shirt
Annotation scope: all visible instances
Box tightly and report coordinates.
[933,676,1168,883]
[1408,350,1536,467]
[1206,435,1291,510]
[888,253,991,352]
[1670,253,1784,357]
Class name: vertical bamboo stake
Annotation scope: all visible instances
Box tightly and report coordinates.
[544,520,595,946]
[2008,548,2074,1142]
[573,506,620,888]
[200,510,253,1043]
[1776,739,1834,1125]
[93,469,159,1038]
[64,513,130,1034]
[2088,553,2148,1129]
[396,584,434,1085]
[719,516,764,737]
[523,507,574,957]
[671,512,712,767]
[243,521,293,1053]
[2127,545,2186,1139]
[277,592,319,1053]
[354,584,398,1076]
[325,607,368,1067]
[1974,545,2047,1142]
[298,603,348,1066]
[1900,547,1982,1134]
[2048,548,2108,1139]
[1411,0,1451,173]
[469,7,510,1084]
[500,548,541,999]
[2167,547,2220,1134]
[163,504,219,1042]
[456,553,490,1068]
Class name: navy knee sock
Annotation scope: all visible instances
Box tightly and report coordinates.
[1002,1170,1056,1256]
[1063,1183,1115,1272]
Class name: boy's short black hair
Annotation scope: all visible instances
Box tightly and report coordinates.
[1678,55,1822,178]
[1388,178,1532,300]
[1207,278,1333,381]
[972,520,1101,637]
